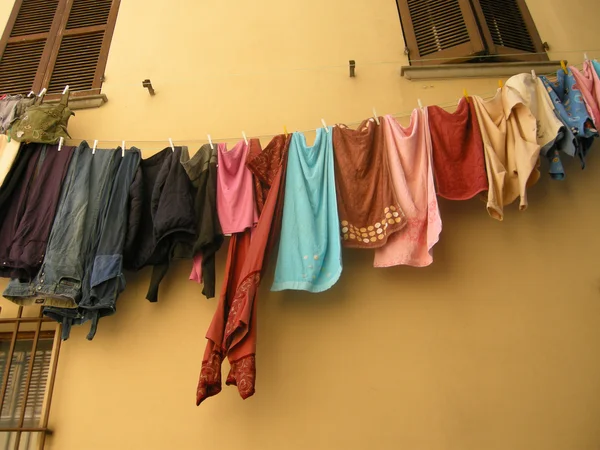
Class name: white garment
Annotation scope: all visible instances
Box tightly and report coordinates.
[505,73,564,155]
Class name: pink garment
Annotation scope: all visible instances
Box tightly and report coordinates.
[571,61,600,127]
[374,111,441,268]
[217,140,259,234]
[189,253,203,283]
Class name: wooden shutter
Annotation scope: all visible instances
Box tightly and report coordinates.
[470,0,547,61]
[44,0,121,94]
[0,0,64,94]
[396,0,486,66]
[0,0,120,95]
[0,339,53,425]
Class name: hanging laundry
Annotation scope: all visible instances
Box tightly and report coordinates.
[471,88,540,220]
[271,128,342,293]
[247,135,289,216]
[570,61,600,128]
[427,99,488,199]
[8,89,73,144]
[4,143,120,320]
[504,73,568,180]
[217,140,259,234]
[541,70,598,168]
[374,111,441,268]
[44,148,142,340]
[197,134,290,404]
[0,143,75,280]
[0,135,21,187]
[332,118,406,248]
[123,146,196,302]
[0,95,23,134]
[181,144,223,299]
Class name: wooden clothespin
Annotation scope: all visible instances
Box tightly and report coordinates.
[62,85,69,94]
[584,52,589,61]
[92,140,98,155]
[57,136,63,152]
[168,138,175,152]
[121,140,125,157]
[283,126,288,137]
[531,69,536,79]
[207,134,213,150]
[417,99,423,109]
[463,88,470,103]
[38,88,46,98]
[242,131,248,145]
[498,79,503,88]
[321,118,329,133]
[372,108,380,125]
[560,60,568,74]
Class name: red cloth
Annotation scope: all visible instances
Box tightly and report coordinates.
[196,134,290,404]
[427,100,488,200]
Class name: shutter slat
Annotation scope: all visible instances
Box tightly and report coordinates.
[478,0,535,53]
[48,30,104,93]
[66,0,113,29]
[0,40,45,94]
[406,0,471,57]
[10,0,59,37]
[0,341,53,423]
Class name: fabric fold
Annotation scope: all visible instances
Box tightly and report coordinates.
[428,99,488,200]
[181,145,223,298]
[374,111,441,268]
[197,134,290,405]
[332,118,406,249]
[271,128,342,293]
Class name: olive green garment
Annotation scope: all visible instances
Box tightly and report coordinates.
[8,89,74,144]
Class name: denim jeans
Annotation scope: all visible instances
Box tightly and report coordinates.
[44,148,141,339]
[3,142,120,312]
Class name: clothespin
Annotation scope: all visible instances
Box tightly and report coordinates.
[560,60,568,74]
[38,88,46,98]
[27,91,34,98]
[321,118,329,133]
[168,138,175,152]
[92,140,98,155]
[584,52,589,61]
[121,140,125,158]
[531,69,536,79]
[498,79,503,88]
[463,88,470,103]
[417,99,423,109]
[57,137,63,152]
[372,108,380,125]
[207,134,213,150]
[283,126,288,137]
[242,131,248,145]
[62,85,69,94]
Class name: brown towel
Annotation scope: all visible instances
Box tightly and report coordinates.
[332,119,406,249]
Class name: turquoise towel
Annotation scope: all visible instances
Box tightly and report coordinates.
[271,128,342,293]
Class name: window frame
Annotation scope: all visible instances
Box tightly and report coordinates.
[0,307,62,450]
[0,0,121,101]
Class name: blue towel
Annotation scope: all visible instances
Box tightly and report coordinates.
[271,128,342,293]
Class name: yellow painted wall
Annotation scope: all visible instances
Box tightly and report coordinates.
[1,1,600,449]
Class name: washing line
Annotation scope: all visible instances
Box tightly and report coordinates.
[66,62,585,147]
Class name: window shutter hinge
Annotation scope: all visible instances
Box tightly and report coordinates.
[404,47,410,56]
[542,42,550,51]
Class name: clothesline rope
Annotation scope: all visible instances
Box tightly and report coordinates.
[66,62,585,147]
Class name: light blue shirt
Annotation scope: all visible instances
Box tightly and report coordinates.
[271,128,342,293]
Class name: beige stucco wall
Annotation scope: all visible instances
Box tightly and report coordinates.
[1,0,600,449]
